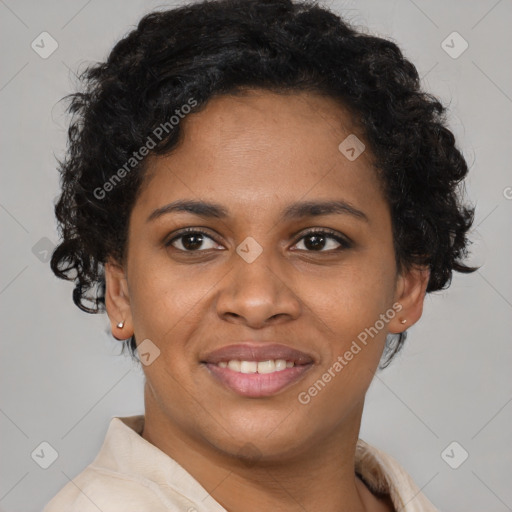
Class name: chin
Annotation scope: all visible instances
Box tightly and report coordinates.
[202,420,313,465]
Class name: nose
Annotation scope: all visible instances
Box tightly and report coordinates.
[215,248,302,328]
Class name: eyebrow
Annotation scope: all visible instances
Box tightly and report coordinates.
[146,199,369,223]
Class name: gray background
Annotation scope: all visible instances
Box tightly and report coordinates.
[1,0,511,510]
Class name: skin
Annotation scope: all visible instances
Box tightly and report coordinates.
[105,89,430,512]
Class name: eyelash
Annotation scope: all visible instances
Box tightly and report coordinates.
[165,227,352,253]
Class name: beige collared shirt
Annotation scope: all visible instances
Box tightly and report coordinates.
[44,415,439,511]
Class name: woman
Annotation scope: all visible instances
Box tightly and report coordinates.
[45,0,477,510]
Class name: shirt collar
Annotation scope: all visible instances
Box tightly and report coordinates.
[92,415,436,512]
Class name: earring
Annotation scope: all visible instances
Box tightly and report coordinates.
[400,319,407,324]
[117,321,124,329]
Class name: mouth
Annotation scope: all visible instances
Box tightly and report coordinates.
[200,343,315,398]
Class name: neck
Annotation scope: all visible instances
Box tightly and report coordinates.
[141,387,388,512]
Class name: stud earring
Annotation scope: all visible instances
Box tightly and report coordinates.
[400,319,407,324]
[117,321,124,329]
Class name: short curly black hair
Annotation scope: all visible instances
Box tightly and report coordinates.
[50,0,477,367]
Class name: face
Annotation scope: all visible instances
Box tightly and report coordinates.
[106,89,429,462]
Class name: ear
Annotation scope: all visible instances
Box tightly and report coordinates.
[104,259,133,340]
[388,265,430,334]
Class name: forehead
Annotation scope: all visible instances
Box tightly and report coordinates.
[172,89,364,166]
[135,89,386,224]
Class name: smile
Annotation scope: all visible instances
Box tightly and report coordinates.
[204,360,313,397]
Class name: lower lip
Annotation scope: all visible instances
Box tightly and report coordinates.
[204,363,313,398]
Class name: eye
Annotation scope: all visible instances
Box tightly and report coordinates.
[165,229,222,252]
[292,229,351,252]
[165,228,352,253]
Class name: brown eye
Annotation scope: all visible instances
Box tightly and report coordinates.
[292,230,351,252]
[166,230,221,251]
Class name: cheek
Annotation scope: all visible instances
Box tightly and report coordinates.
[296,303,388,426]
[128,252,210,335]
[295,258,396,402]
[302,260,396,337]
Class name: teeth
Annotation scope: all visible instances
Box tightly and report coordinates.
[257,360,276,374]
[240,361,257,374]
[227,360,241,372]
[275,359,287,371]
[218,359,295,374]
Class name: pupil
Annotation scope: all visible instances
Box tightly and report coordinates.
[305,234,325,250]
[183,233,203,250]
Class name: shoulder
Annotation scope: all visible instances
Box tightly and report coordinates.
[356,440,439,512]
[43,464,170,512]
[43,414,203,512]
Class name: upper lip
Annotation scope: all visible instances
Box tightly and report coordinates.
[201,343,315,365]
